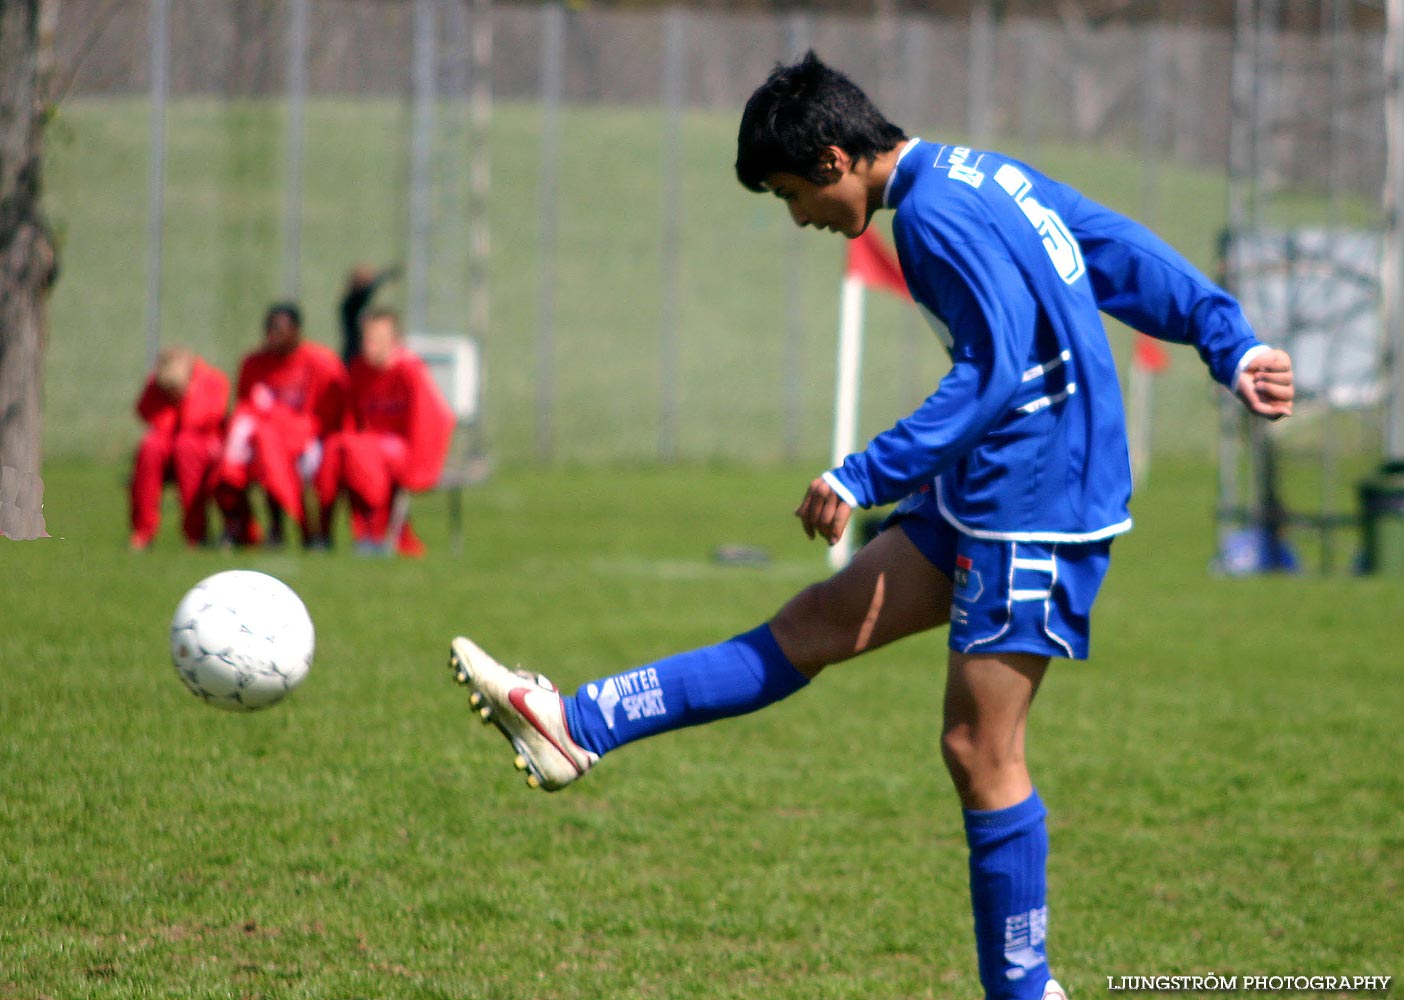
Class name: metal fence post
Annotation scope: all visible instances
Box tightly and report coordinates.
[658,7,685,462]
[467,0,492,361]
[967,1,994,145]
[536,2,563,462]
[781,11,812,461]
[1383,0,1404,461]
[144,0,170,367]
[281,0,308,300]
[407,0,437,335]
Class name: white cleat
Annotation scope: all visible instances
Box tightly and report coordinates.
[449,636,598,791]
[1042,978,1068,1000]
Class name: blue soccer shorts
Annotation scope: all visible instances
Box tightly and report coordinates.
[883,487,1113,660]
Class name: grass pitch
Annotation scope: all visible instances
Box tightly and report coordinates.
[1,457,1400,998]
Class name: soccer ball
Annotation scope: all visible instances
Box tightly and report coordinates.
[169,570,315,712]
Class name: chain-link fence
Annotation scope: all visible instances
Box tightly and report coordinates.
[44,0,1394,468]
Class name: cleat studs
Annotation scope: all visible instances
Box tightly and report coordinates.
[469,692,483,708]
[478,705,493,722]
[526,774,541,789]
[513,754,528,772]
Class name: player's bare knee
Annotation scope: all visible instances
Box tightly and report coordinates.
[940,724,977,787]
[941,724,1024,787]
[770,580,865,675]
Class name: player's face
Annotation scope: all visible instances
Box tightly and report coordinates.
[765,167,870,239]
[154,349,194,399]
[360,316,399,369]
[263,313,299,355]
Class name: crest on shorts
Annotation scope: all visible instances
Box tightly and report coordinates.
[953,553,983,603]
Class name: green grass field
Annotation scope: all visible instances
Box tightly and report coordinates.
[20,84,1400,997]
[2,457,1400,998]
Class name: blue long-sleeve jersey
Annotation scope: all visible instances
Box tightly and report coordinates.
[824,139,1264,542]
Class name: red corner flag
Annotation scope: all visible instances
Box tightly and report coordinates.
[846,229,910,300]
[1133,333,1171,373]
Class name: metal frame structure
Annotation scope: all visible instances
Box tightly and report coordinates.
[1217,0,1400,573]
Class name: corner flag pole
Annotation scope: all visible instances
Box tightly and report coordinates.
[828,230,913,571]
[829,273,867,571]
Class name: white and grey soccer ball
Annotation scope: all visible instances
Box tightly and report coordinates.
[169,570,315,712]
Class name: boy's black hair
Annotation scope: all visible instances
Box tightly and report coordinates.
[735,51,907,192]
[264,301,302,329]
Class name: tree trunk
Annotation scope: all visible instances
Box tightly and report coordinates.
[0,0,58,539]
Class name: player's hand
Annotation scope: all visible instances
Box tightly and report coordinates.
[795,477,852,545]
[1236,348,1294,420]
[250,382,275,413]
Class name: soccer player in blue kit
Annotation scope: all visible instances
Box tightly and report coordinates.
[449,53,1296,1000]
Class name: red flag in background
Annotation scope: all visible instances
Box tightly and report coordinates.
[1133,333,1171,373]
[846,229,910,299]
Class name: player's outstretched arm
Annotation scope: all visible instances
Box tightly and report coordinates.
[795,476,852,545]
[1236,347,1295,420]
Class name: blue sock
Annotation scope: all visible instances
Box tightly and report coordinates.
[963,790,1051,1000]
[562,624,808,756]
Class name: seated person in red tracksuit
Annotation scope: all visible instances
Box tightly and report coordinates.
[313,307,453,556]
[214,302,348,547]
[129,346,229,551]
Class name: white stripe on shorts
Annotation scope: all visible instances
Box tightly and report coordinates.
[1012,557,1056,571]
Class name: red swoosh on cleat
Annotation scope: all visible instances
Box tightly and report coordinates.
[507,687,584,775]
